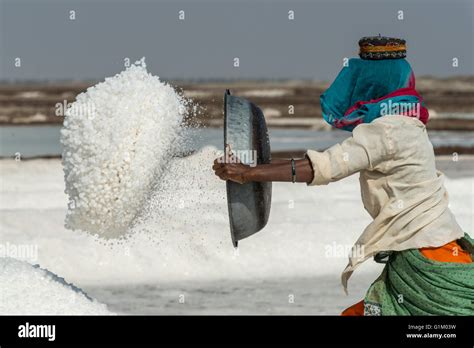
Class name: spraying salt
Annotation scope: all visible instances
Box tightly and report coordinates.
[61,58,188,238]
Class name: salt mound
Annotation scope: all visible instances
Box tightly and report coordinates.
[0,257,112,315]
[61,58,187,238]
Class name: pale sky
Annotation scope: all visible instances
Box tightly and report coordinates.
[0,0,473,81]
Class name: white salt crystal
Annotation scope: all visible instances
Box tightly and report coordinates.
[0,257,112,315]
[61,58,188,238]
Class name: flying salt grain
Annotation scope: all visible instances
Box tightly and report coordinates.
[61,58,188,238]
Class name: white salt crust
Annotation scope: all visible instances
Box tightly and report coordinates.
[61,58,186,238]
[0,257,112,315]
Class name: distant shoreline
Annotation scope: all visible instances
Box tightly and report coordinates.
[1,78,473,130]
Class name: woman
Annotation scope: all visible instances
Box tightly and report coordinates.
[212,36,473,315]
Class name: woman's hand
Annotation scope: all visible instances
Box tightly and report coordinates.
[212,146,251,184]
[212,145,315,184]
[212,160,251,184]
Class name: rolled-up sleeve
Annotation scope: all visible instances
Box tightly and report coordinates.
[305,121,393,186]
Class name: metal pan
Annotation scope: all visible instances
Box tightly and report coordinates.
[224,90,272,247]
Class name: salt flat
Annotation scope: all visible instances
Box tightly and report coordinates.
[0,152,472,314]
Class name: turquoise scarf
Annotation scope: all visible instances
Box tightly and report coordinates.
[321,58,429,131]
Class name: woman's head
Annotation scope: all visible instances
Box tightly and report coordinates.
[321,37,428,131]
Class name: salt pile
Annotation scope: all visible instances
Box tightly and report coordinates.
[61,58,188,238]
[0,257,112,315]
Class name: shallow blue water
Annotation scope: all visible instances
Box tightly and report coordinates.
[1,125,473,158]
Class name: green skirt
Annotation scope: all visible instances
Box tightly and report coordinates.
[364,234,474,316]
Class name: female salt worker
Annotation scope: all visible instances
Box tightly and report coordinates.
[212,36,474,316]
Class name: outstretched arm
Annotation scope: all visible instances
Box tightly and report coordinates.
[213,121,391,185]
[212,157,314,184]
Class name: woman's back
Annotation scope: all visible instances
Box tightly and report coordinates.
[305,114,465,289]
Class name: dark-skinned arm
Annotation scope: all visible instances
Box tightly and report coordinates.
[246,158,314,183]
[212,157,314,184]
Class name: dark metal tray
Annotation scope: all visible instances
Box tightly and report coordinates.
[224,90,272,247]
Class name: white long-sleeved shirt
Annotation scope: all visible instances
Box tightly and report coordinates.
[305,115,465,292]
